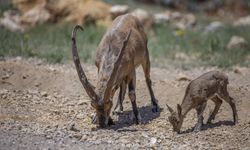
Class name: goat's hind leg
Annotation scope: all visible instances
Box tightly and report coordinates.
[113,81,126,114]
[207,96,222,124]
[142,57,159,112]
[217,93,238,124]
[194,102,207,132]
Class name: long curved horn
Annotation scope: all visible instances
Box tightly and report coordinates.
[71,25,98,102]
[166,104,174,114]
[103,29,132,101]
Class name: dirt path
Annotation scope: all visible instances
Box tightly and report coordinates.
[0,57,250,149]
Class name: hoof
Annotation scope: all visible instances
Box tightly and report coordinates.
[152,105,160,113]
[130,112,142,124]
[193,125,202,132]
[108,117,115,126]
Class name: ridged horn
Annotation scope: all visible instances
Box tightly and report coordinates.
[166,104,174,114]
[71,25,98,102]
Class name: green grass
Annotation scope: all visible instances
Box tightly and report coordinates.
[148,24,250,68]
[0,23,106,63]
[0,22,249,68]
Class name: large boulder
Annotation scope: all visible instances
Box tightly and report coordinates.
[0,10,25,32]
[11,0,111,26]
[12,0,46,14]
[203,21,224,34]
[233,15,250,27]
[20,1,51,26]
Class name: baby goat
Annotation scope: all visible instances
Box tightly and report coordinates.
[167,71,238,133]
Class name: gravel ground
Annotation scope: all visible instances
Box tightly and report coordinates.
[0,57,250,149]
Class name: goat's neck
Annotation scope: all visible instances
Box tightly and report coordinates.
[95,76,116,102]
[180,96,193,119]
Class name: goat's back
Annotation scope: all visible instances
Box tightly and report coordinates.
[185,71,228,99]
[95,14,149,69]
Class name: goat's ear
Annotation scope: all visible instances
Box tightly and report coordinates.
[177,104,182,117]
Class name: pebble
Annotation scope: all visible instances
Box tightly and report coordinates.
[150,137,157,146]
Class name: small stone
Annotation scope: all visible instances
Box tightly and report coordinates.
[41,91,48,97]
[176,73,191,81]
[45,135,52,139]
[68,122,80,132]
[2,75,10,80]
[22,75,27,79]
[76,113,85,119]
[73,133,82,140]
[2,94,7,99]
[150,137,157,146]
[35,83,41,87]
[91,127,97,131]
[78,100,88,105]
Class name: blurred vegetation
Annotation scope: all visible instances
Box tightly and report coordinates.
[0,24,106,63]
[0,22,249,68]
[0,0,249,68]
[148,24,250,68]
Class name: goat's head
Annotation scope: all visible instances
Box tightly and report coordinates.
[166,104,183,133]
[71,25,132,127]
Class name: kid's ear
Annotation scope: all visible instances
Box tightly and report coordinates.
[177,104,182,117]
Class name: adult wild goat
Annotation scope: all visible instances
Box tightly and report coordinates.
[71,14,159,128]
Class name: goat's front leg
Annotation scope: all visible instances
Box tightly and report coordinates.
[128,71,141,124]
[194,101,207,132]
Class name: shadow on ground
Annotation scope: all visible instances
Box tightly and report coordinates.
[108,105,163,131]
[181,120,236,134]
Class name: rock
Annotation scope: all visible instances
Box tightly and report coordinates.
[68,122,80,132]
[77,99,88,105]
[0,10,25,32]
[131,8,152,30]
[20,1,51,26]
[41,91,48,97]
[2,94,7,99]
[76,113,85,119]
[175,52,190,61]
[233,66,248,74]
[153,12,170,24]
[171,11,182,20]
[110,5,129,19]
[184,13,196,28]
[73,133,82,140]
[226,36,248,50]
[203,21,223,34]
[233,15,250,27]
[12,0,45,14]
[11,0,111,28]
[150,137,157,146]
[176,73,191,81]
